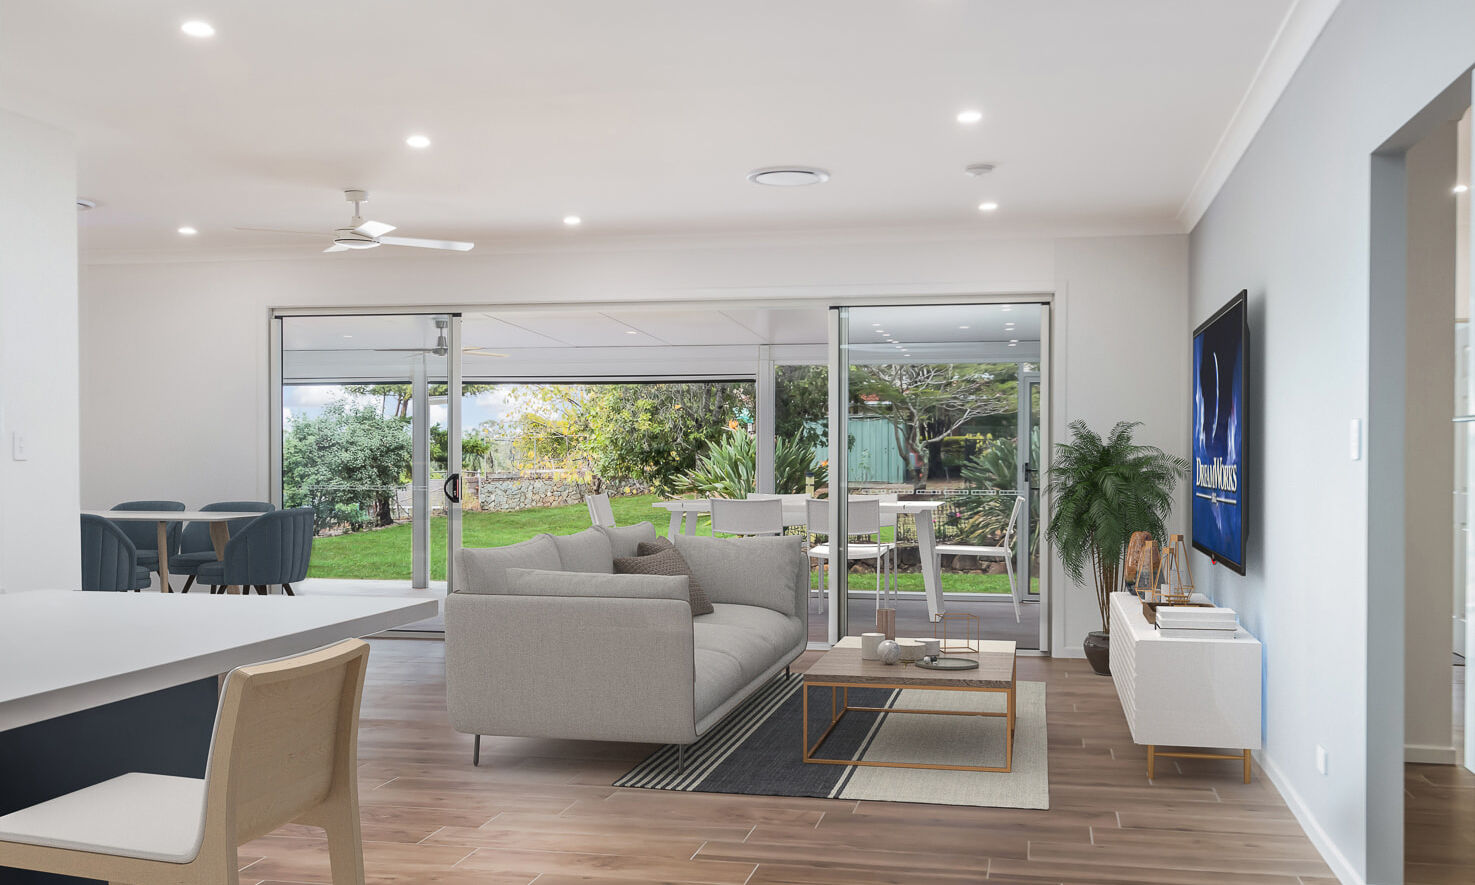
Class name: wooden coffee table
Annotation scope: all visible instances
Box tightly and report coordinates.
[802,636,1018,773]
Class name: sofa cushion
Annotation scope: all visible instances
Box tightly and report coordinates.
[503,568,690,601]
[594,521,657,558]
[636,536,674,556]
[693,647,747,723]
[614,547,713,615]
[550,527,614,574]
[672,534,804,616]
[697,603,804,661]
[456,534,561,595]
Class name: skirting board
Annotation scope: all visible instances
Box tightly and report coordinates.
[1057,644,1085,659]
[1405,743,1459,764]
[1258,750,1361,885]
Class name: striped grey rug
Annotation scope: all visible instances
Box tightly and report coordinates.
[615,673,1048,809]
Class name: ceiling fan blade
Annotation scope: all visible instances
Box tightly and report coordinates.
[379,235,475,252]
[354,219,397,238]
[323,244,351,253]
[236,227,326,237]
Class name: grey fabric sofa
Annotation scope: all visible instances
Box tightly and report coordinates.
[445,523,809,765]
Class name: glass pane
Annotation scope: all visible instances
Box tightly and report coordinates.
[278,314,448,586]
[839,304,1044,649]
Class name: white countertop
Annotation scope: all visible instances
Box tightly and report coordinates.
[0,590,438,731]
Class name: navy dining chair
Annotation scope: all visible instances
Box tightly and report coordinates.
[196,508,314,595]
[109,500,185,581]
[169,501,274,593]
[79,514,152,591]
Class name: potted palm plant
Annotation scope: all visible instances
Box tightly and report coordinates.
[1045,420,1187,675]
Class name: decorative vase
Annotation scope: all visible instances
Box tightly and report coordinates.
[860,632,884,661]
[876,639,901,665]
[1084,631,1111,676]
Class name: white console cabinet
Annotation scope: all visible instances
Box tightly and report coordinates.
[1109,591,1262,782]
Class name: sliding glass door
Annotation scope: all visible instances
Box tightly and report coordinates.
[828,303,1049,649]
[275,312,461,592]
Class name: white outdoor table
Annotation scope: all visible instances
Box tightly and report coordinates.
[652,498,949,620]
[83,509,268,592]
[0,590,437,884]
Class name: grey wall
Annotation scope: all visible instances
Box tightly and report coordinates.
[1189,1,1475,882]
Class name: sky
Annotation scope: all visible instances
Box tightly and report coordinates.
[282,385,521,437]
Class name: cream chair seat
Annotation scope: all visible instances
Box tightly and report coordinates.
[0,639,370,885]
[0,773,205,862]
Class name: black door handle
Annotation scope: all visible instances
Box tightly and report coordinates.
[443,473,462,504]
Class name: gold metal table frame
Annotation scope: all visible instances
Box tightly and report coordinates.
[801,656,1017,773]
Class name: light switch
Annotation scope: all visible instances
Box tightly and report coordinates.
[10,432,26,461]
[1315,744,1329,775]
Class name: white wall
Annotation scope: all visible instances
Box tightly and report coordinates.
[0,111,79,592]
[1188,1,1475,882]
[79,231,1188,654]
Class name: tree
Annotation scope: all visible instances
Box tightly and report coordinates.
[850,363,1016,483]
[504,382,754,494]
[430,424,491,469]
[282,403,412,531]
[343,383,498,419]
[775,365,830,448]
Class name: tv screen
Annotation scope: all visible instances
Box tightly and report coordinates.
[1191,290,1247,574]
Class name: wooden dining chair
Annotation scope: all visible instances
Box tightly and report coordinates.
[0,639,370,884]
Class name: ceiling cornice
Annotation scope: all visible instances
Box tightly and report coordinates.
[1177,0,1342,231]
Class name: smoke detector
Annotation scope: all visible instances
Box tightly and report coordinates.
[76,198,97,211]
[747,166,830,187]
[964,163,997,177]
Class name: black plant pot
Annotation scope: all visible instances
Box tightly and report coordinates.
[1083,631,1111,676]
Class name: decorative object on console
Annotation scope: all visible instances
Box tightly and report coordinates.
[921,637,941,657]
[1152,533,1195,604]
[861,632,885,661]
[898,639,924,662]
[1154,604,1237,638]
[1044,420,1188,675]
[1122,531,1153,592]
[875,639,901,665]
[1132,538,1160,599]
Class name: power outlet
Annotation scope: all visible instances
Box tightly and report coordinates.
[1315,744,1329,775]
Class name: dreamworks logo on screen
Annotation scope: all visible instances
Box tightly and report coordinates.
[1194,457,1238,504]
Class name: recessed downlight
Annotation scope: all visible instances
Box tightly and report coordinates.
[1001,306,1013,312]
[177,226,198,236]
[1455,184,1469,194]
[956,109,983,125]
[1008,342,1017,347]
[180,20,215,37]
[405,134,431,149]
[747,166,830,187]
[978,201,999,212]
[958,325,970,330]
[1009,339,1019,344]
[624,329,638,335]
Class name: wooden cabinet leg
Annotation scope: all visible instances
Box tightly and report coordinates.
[1147,744,1155,780]
[1243,748,1252,784]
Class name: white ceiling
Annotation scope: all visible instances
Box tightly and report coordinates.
[0,0,1296,258]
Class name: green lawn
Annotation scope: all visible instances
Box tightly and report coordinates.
[307,493,1036,595]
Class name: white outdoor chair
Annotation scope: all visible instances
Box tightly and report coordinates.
[0,639,370,885]
[935,495,1026,622]
[710,497,785,537]
[585,492,616,528]
[805,497,896,616]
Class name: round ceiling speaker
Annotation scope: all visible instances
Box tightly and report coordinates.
[747,166,830,187]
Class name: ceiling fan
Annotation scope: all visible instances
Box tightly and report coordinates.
[239,189,474,253]
[370,318,506,359]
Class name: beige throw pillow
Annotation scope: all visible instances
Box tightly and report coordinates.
[614,546,713,615]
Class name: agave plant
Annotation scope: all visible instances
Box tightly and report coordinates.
[953,433,1040,546]
[676,426,827,498]
[1045,420,1187,633]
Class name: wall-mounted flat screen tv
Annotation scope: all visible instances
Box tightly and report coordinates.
[1191,290,1247,574]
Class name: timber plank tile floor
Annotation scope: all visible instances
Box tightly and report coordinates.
[236,639,1334,885]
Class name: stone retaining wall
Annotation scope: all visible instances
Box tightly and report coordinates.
[475,475,651,513]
